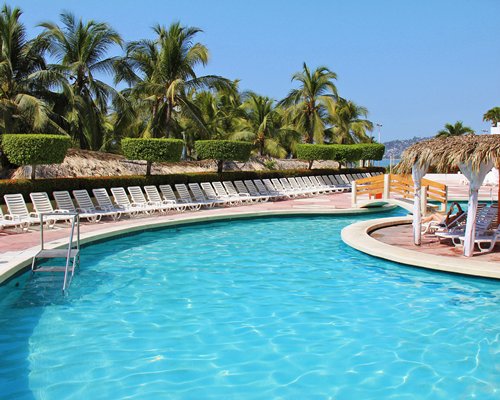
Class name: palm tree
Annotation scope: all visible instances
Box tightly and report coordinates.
[117,22,230,139]
[326,98,373,144]
[436,121,475,138]
[279,63,337,144]
[38,12,123,149]
[0,5,56,135]
[231,93,298,158]
[483,107,500,127]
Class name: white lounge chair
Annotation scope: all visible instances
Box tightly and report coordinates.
[160,185,200,211]
[252,180,283,200]
[222,181,256,204]
[93,188,131,217]
[286,177,314,196]
[0,205,24,231]
[4,194,41,230]
[30,192,73,228]
[127,186,168,214]
[269,179,296,198]
[212,181,247,205]
[53,191,102,223]
[73,190,121,221]
[109,187,149,216]
[199,182,233,206]
[144,185,187,213]
[234,181,269,202]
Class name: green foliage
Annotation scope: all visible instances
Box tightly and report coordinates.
[296,144,334,160]
[354,143,385,160]
[263,159,277,170]
[0,167,385,200]
[1,134,71,165]
[436,121,474,138]
[195,140,253,172]
[330,144,362,163]
[121,138,183,162]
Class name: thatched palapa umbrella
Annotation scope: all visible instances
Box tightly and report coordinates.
[398,134,500,257]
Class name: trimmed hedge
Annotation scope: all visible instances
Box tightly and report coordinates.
[355,143,385,161]
[296,144,333,169]
[1,134,71,179]
[296,143,385,168]
[195,140,253,172]
[121,138,184,175]
[0,167,386,201]
[330,145,362,164]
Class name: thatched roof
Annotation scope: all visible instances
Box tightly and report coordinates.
[397,134,500,174]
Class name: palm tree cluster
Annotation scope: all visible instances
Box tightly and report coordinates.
[0,5,375,159]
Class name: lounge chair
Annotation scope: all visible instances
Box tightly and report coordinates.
[30,192,73,227]
[200,182,233,206]
[234,181,269,202]
[0,205,24,231]
[93,188,131,217]
[435,204,495,246]
[160,185,200,211]
[211,181,245,205]
[53,191,102,223]
[144,185,187,212]
[469,225,500,253]
[110,187,150,216]
[328,175,350,191]
[4,194,41,230]
[286,177,315,196]
[252,180,283,200]
[177,184,216,208]
[222,181,255,204]
[127,186,168,214]
[242,179,276,201]
[73,190,121,220]
[422,202,466,234]
[269,179,296,198]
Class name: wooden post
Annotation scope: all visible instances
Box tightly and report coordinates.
[383,174,390,199]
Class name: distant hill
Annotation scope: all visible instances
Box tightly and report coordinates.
[383,136,430,159]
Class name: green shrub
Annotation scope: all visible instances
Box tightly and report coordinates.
[0,167,385,201]
[1,134,71,179]
[263,159,277,170]
[121,138,184,175]
[296,144,335,169]
[329,145,364,167]
[195,140,253,173]
[354,143,385,165]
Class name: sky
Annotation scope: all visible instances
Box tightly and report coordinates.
[9,0,500,142]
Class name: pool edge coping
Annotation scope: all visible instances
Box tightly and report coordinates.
[0,205,396,285]
[341,217,500,280]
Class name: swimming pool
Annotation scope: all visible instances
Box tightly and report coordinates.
[1,210,499,399]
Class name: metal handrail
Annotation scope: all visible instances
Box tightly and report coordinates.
[38,212,80,293]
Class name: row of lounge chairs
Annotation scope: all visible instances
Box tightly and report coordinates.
[0,172,382,232]
[430,203,499,253]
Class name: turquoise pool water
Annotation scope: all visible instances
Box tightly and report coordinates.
[0,211,499,399]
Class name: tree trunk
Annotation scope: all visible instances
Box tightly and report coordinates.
[165,102,173,138]
[146,161,152,176]
[31,164,36,180]
[217,160,224,173]
[308,160,314,170]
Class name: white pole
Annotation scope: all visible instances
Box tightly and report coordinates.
[351,181,357,207]
[412,163,427,246]
[459,161,494,257]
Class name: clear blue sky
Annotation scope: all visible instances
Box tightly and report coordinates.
[9,0,500,142]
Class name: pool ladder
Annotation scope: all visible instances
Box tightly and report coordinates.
[31,213,80,293]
